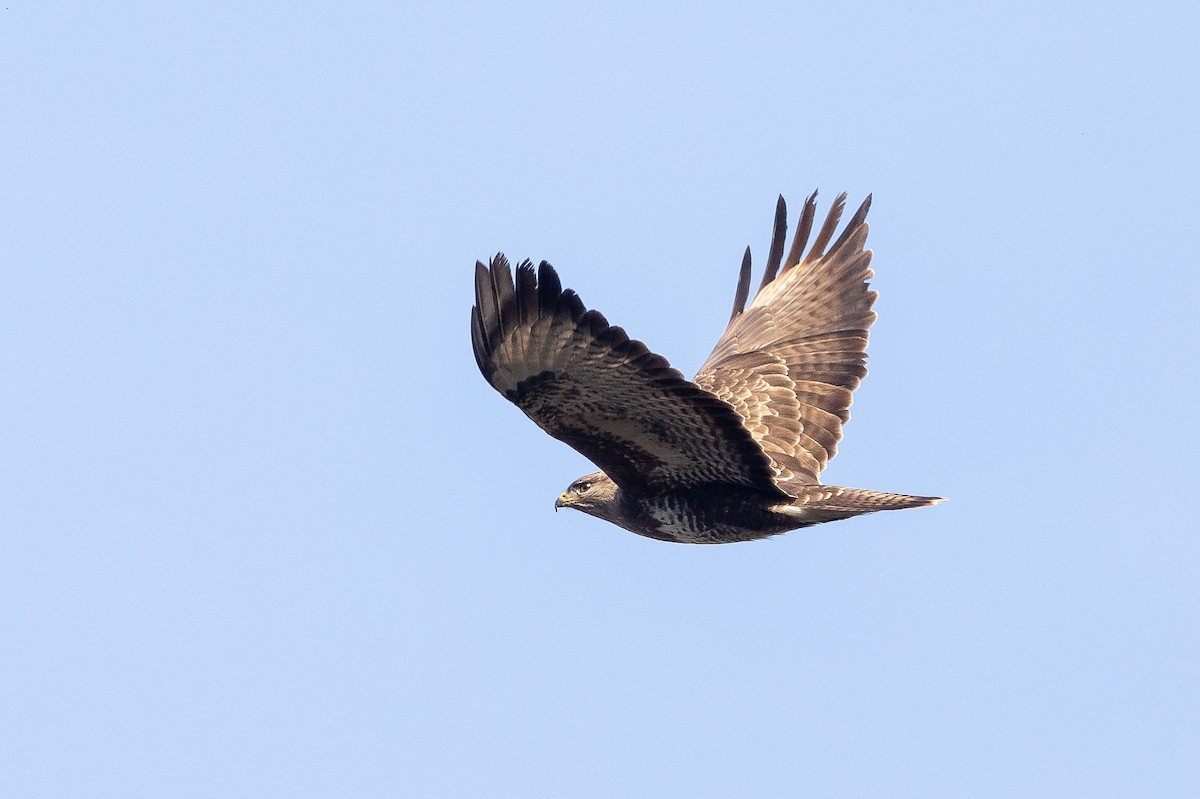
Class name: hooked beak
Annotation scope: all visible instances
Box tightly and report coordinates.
[555,493,575,511]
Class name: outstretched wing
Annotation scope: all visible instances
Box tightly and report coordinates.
[472,256,788,496]
[694,192,876,490]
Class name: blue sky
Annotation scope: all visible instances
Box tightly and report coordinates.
[2,2,1198,796]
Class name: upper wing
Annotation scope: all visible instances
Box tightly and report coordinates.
[694,192,877,489]
[472,255,788,496]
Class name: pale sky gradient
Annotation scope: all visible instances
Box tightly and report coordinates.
[2,2,1198,797]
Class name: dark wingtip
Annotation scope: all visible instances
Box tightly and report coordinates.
[537,260,563,311]
[474,259,498,337]
[804,192,848,263]
[828,193,873,255]
[758,194,788,292]
[514,260,538,325]
[783,190,819,271]
[729,245,752,324]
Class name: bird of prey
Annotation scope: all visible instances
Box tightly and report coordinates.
[471,191,942,543]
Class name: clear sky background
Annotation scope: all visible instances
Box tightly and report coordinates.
[3,2,1198,797]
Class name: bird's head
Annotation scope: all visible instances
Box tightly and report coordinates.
[555,471,620,520]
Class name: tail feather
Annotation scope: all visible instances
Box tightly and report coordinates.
[778,486,945,524]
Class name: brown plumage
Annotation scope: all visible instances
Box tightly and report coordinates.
[471,192,943,543]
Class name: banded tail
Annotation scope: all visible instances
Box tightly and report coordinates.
[777,486,945,525]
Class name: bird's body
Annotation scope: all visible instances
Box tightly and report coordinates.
[555,472,940,544]
[472,191,942,544]
[605,487,802,545]
[562,478,796,544]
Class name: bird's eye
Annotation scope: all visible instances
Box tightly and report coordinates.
[577,481,592,493]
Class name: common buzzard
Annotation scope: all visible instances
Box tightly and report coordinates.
[471,192,942,543]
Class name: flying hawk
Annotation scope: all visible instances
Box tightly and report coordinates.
[471,191,942,543]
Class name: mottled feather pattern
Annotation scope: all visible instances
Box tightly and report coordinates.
[697,193,877,490]
[473,256,790,496]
